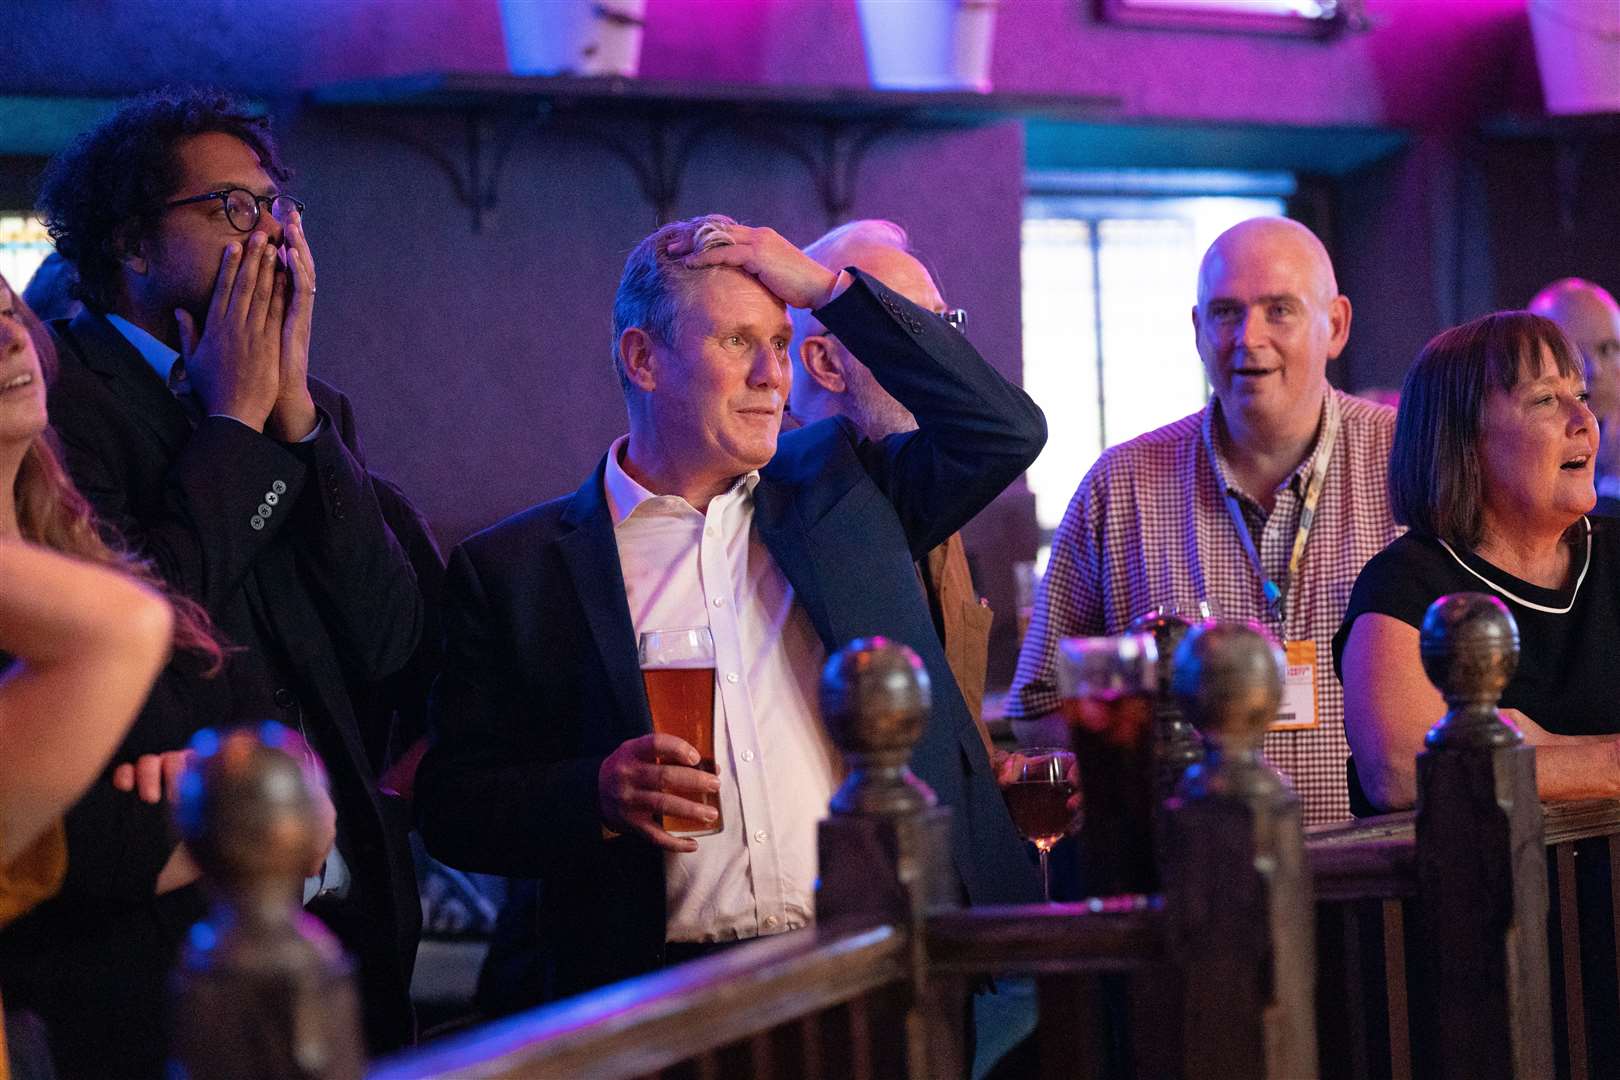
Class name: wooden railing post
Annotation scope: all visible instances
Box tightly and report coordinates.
[1164,621,1318,1078]
[1413,592,1554,1079]
[816,636,963,1080]
[169,725,365,1080]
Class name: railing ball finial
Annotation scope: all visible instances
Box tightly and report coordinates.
[170,723,363,1080]
[176,723,324,894]
[1169,620,1282,759]
[820,636,935,816]
[1419,591,1521,749]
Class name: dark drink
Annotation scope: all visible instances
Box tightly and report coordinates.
[1061,689,1154,747]
[1005,779,1077,852]
[642,666,721,836]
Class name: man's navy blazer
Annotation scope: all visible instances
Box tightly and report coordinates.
[417,270,1045,1001]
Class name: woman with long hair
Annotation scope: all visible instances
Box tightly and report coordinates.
[0,272,238,1080]
[0,271,186,1079]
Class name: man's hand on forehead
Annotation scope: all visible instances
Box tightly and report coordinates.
[669,224,848,312]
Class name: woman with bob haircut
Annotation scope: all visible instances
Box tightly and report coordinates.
[1334,310,1620,815]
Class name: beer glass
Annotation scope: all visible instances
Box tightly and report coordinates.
[638,627,722,837]
[1004,747,1080,901]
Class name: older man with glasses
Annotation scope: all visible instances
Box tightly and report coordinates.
[0,88,426,1076]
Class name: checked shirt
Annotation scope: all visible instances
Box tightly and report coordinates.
[1008,389,1399,824]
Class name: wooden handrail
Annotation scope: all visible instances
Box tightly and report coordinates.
[1542,798,1620,846]
[926,900,1166,976]
[369,925,906,1080]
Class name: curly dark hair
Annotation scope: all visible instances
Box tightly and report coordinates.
[36,87,289,312]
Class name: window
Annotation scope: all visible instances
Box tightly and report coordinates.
[0,214,52,297]
[1021,172,1292,535]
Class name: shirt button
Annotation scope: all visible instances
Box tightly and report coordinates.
[753,829,768,843]
[741,749,755,762]
[704,527,716,538]
[712,597,724,607]
[764,915,779,929]
[726,672,739,684]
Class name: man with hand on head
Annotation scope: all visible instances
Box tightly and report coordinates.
[1530,279,1620,515]
[791,219,998,758]
[1008,217,1400,825]
[418,214,1044,1004]
[20,89,423,1057]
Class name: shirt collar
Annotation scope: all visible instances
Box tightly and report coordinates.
[1203,389,1338,504]
[105,313,181,387]
[602,435,760,527]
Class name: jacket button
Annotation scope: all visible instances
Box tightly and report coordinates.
[271,480,287,494]
[258,504,272,518]
[273,688,297,709]
[264,491,280,506]
[250,515,265,530]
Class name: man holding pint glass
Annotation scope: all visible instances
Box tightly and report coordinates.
[417,215,1045,1004]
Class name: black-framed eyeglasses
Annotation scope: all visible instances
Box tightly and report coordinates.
[163,187,306,233]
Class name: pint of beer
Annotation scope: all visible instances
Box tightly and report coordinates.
[639,627,722,837]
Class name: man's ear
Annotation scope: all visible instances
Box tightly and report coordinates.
[799,335,847,394]
[619,327,659,392]
[118,227,149,276]
[1325,294,1353,360]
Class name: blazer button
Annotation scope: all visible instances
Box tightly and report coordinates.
[273,688,297,709]
[272,480,288,494]
[264,491,280,506]
[258,504,273,518]
[250,515,265,530]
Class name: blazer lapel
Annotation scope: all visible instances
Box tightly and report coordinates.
[752,476,838,652]
[64,310,192,455]
[557,462,651,737]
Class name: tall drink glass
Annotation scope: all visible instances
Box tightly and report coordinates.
[1056,633,1159,895]
[639,627,722,837]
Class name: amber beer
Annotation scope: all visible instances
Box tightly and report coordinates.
[642,666,721,835]
[638,626,723,838]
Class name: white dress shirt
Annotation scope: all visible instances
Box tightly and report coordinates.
[603,435,842,944]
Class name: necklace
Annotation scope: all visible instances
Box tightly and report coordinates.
[1434,517,1592,616]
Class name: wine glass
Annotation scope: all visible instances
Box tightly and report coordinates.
[1003,747,1081,902]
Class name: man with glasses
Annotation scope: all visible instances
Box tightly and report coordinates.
[2,89,424,1074]
[789,220,998,759]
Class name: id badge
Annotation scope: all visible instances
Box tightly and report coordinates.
[1272,640,1319,731]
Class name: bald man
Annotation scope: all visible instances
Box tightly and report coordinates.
[1531,279,1620,514]
[790,220,997,758]
[1008,217,1401,824]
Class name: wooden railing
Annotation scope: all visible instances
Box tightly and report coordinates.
[1308,798,1620,1080]
[170,594,1619,1079]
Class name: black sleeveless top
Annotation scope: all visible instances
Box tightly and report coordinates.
[1332,518,1620,814]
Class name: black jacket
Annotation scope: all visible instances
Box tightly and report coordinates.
[417,270,1046,1004]
[0,310,425,1074]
